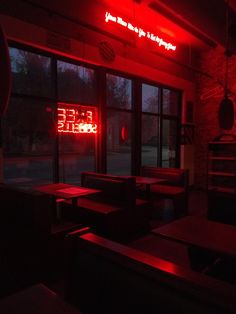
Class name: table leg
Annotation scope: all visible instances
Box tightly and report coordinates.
[72,197,78,208]
[146,184,151,199]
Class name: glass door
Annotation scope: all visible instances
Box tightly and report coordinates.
[106,73,133,175]
[141,84,181,168]
[57,61,98,184]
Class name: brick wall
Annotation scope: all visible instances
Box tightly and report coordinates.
[195,46,236,188]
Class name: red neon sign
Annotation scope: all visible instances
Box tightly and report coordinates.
[57,103,97,134]
[105,11,176,52]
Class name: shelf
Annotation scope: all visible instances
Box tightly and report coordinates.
[209,156,236,161]
[208,186,236,194]
[208,141,236,195]
[208,171,236,177]
[208,141,236,145]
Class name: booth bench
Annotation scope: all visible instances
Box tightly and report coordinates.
[64,172,150,241]
[141,166,189,217]
[65,229,236,314]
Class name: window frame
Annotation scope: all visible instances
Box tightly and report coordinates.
[4,41,182,187]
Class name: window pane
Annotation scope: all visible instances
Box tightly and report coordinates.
[2,98,55,186]
[162,119,178,167]
[107,110,132,175]
[57,61,97,104]
[106,74,132,110]
[163,88,179,116]
[142,84,159,113]
[59,133,96,184]
[141,114,159,166]
[10,47,52,97]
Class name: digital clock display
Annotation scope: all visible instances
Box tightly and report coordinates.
[57,103,97,134]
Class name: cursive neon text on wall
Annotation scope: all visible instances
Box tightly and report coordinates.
[105,11,176,51]
[57,103,97,134]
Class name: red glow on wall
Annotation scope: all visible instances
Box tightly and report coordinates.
[57,103,97,134]
[121,126,128,141]
[105,11,176,52]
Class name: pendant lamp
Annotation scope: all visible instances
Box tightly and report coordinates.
[218,0,235,130]
[0,23,11,117]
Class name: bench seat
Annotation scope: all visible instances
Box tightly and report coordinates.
[65,230,236,314]
[76,198,148,215]
[76,198,122,214]
[151,184,185,196]
[141,166,189,217]
[61,172,151,241]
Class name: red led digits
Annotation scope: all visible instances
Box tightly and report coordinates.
[57,103,97,134]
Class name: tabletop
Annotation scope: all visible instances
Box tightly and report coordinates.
[35,183,101,200]
[151,216,236,258]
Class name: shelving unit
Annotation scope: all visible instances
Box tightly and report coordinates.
[207,139,236,224]
[207,141,236,193]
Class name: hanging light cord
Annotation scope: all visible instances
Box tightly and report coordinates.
[224,0,230,97]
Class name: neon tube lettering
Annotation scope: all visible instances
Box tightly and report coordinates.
[105,11,176,51]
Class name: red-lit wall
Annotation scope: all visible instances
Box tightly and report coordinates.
[195,46,236,188]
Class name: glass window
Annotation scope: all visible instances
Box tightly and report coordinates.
[162,119,178,167]
[141,114,159,166]
[57,61,97,104]
[163,88,179,116]
[141,84,181,168]
[2,98,55,186]
[3,98,55,156]
[106,74,132,110]
[59,133,96,184]
[142,84,159,113]
[10,47,52,97]
[107,110,132,175]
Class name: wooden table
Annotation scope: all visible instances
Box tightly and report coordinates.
[35,183,101,220]
[151,216,236,259]
[134,176,167,198]
[35,183,101,207]
[0,283,81,314]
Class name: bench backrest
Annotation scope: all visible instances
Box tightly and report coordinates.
[141,166,189,189]
[0,184,52,294]
[81,172,136,207]
[0,184,51,241]
[65,231,236,314]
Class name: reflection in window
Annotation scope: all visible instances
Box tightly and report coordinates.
[106,74,132,110]
[3,98,54,155]
[2,98,55,186]
[57,61,96,104]
[163,88,179,116]
[141,84,181,168]
[106,73,133,175]
[59,133,96,184]
[141,115,159,166]
[142,84,159,113]
[10,47,52,97]
[107,111,132,175]
[162,119,177,167]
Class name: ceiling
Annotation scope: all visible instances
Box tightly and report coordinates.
[101,0,236,49]
[3,0,236,51]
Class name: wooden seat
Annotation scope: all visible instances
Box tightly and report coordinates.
[70,172,150,241]
[151,184,185,196]
[65,230,236,314]
[75,198,121,214]
[141,166,189,217]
